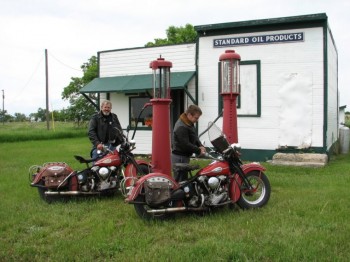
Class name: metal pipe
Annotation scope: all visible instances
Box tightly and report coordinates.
[45,191,100,196]
[146,206,207,214]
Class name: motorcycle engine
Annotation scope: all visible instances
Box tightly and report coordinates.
[91,166,116,180]
[195,175,229,206]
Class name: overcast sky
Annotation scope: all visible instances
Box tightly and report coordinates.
[1,0,348,116]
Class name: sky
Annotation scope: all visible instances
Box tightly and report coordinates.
[0,0,349,116]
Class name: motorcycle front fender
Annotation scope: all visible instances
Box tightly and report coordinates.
[124,160,152,188]
[241,162,266,174]
[125,173,178,203]
[229,162,266,203]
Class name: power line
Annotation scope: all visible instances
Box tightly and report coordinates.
[48,51,81,72]
[11,53,44,101]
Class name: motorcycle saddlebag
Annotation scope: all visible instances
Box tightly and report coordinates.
[144,177,172,206]
[39,163,74,188]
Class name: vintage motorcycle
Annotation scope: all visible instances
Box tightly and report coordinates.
[125,122,271,220]
[29,128,151,203]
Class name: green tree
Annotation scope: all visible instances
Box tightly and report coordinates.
[145,24,197,47]
[14,112,27,122]
[0,110,13,123]
[61,56,98,126]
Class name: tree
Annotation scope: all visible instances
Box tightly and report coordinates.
[145,24,197,47]
[0,110,13,123]
[61,56,98,126]
[14,112,27,122]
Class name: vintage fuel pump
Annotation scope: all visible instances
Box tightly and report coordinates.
[149,56,173,175]
[219,50,241,144]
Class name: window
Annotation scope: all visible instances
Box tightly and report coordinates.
[218,60,261,117]
[129,96,153,129]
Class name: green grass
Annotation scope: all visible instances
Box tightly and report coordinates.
[0,121,86,142]
[1,123,350,261]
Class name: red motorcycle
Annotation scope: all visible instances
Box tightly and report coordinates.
[125,122,271,220]
[30,129,151,203]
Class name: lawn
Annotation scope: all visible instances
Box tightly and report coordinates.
[0,123,349,261]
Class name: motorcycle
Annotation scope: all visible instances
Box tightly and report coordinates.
[29,128,151,203]
[125,122,271,220]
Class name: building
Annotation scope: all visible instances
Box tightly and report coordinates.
[81,13,338,161]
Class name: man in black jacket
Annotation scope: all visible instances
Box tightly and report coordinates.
[88,100,123,159]
[172,105,206,182]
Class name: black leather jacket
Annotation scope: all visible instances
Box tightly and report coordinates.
[88,111,123,148]
[172,113,203,157]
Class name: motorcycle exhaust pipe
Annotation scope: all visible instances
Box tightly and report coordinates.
[45,191,100,196]
[147,206,207,214]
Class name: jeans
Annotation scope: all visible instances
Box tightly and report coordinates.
[91,143,116,160]
[171,153,190,182]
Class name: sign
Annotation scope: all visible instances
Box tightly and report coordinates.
[214,32,304,48]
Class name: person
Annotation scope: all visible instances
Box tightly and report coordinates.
[171,105,206,182]
[88,100,123,159]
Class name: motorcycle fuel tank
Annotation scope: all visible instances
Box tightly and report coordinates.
[197,161,230,176]
[95,151,121,167]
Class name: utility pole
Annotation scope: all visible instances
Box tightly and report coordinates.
[1,89,4,125]
[45,49,50,130]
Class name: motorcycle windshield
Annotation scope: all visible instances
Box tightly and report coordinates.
[208,122,230,153]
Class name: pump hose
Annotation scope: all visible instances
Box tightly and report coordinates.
[131,103,153,140]
[198,110,223,138]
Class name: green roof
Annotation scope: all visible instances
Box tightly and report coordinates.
[80,71,196,94]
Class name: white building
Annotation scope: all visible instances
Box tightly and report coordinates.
[81,13,339,161]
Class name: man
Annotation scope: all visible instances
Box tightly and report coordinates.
[88,100,123,159]
[171,105,206,182]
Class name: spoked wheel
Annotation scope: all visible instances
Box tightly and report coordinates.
[133,195,175,221]
[237,171,271,209]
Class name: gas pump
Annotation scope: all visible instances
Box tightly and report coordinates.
[219,50,241,144]
[149,56,173,175]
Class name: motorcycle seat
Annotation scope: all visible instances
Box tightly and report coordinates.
[173,163,200,172]
[74,155,95,164]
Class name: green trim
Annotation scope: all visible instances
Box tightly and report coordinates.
[80,71,196,94]
[322,19,328,151]
[195,13,328,36]
[218,60,261,117]
[240,146,329,162]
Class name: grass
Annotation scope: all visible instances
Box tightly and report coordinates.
[0,123,350,261]
[0,121,86,142]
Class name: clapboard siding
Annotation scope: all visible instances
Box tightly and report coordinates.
[197,27,327,149]
[99,44,196,77]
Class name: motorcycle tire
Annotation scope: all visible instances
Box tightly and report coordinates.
[236,170,271,209]
[137,164,151,177]
[37,180,69,204]
[37,181,56,204]
[133,194,175,221]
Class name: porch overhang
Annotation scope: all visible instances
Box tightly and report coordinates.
[80,71,196,94]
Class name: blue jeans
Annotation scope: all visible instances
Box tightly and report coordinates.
[91,144,116,160]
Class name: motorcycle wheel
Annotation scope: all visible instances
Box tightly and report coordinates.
[237,170,271,209]
[133,195,175,221]
[137,164,151,177]
[37,181,55,204]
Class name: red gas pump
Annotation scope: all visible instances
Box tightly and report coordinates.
[149,56,173,175]
[219,50,241,144]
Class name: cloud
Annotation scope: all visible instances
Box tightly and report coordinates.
[0,0,349,115]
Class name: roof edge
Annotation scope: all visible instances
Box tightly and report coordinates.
[194,13,327,33]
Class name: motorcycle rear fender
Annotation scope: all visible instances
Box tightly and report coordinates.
[125,173,178,202]
[229,162,265,202]
[31,163,78,191]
